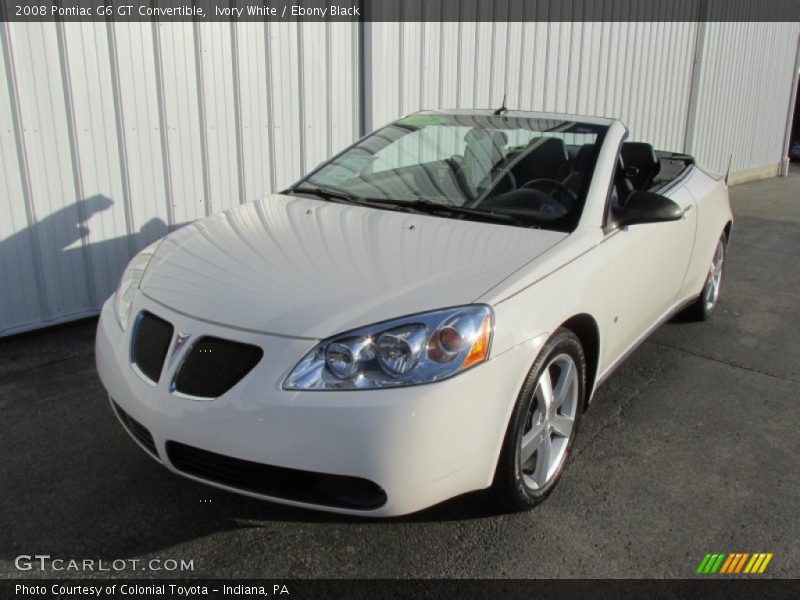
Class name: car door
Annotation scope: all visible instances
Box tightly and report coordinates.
[598,168,697,366]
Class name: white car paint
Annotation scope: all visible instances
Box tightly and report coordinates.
[96,110,733,516]
[485,166,731,395]
[140,195,565,339]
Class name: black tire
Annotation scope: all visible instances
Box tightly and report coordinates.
[491,328,586,512]
[682,231,727,322]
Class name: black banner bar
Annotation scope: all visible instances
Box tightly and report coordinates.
[4,579,800,600]
[1,0,800,23]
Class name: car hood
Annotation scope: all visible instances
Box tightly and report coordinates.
[141,194,566,339]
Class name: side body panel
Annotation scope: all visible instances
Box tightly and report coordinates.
[679,170,734,302]
[484,167,730,404]
[594,184,697,363]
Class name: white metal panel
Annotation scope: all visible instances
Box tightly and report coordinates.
[438,22,460,109]
[197,22,241,213]
[369,21,401,128]
[690,22,800,173]
[0,20,360,335]
[5,22,94,324]
[1,18,798,336]
[236,21,275,201]
[112,22,171,244]
[268,21,304,188]
[368,21,699,153]
[300,22,332,172]
[327,22,359,155]
[61,22,132,307]
[157,22,207,226]
[0,23,45,331]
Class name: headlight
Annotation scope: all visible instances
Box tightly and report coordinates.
[283,305,493,390]
[113,242,160,331]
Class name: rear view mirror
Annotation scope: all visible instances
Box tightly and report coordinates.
[614,190,683,227]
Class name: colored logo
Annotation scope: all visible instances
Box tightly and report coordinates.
[696,553,773,574]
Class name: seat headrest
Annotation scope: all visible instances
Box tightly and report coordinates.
[531,136,568,160]
[509,136,569,183]
[464,129,508,147]
[574,144,596,173]
[620,142,659,171]
[463,129,508,188]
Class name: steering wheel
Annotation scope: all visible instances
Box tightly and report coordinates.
[451,155,518,196]
[520,178,577,208]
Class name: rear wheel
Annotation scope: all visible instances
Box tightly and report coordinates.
[491,328,585,512]
[684,233,727,321]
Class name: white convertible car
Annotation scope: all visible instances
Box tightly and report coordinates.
[96,110,732,516]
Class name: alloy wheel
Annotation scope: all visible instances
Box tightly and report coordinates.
[704,239,725,312]
[519,353,580,490]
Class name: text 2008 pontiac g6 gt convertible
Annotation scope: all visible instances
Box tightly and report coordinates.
[96,110,732,516]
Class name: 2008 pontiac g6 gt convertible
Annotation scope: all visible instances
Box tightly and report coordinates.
[96,110,732,516]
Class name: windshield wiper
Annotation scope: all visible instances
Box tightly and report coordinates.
[367,199,531,228]
[291,186,531,227]
[289,185,370,206]
[292,186,428,215]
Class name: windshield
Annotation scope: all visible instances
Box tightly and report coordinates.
[295,113,608,231]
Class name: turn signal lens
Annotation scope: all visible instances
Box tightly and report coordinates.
[462,314,491,368]
[427,326,463,363]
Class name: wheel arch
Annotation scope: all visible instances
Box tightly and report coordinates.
[559,313,600,410]
[723,220,733,244]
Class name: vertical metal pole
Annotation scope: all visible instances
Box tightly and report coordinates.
[780,30,800,177]
[683,2,709,157]
[357,1,370,137]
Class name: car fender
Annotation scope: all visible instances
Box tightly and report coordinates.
[682,170,734,300]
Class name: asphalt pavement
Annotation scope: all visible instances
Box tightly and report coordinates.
[1,168,798,579]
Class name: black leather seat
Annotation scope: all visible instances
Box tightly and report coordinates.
[462,129,509,190]
[608,154,635,211]
[572,143,596,173]
[620,142,660,191]
[562,143,596,195]
[511,137,570,185]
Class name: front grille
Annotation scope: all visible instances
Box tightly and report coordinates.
[131,311,174,383]
[166,441,387,510]
[111,400,159,459]
[173,336,263,398]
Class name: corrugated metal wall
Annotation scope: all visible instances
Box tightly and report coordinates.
[368,21,700,154]
[1,20,798,336]
[367,20,800,172]
[689,22,800,173]
[0,21,358,335]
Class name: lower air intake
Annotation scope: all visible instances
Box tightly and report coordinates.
[166,441,387,510]
[111,400,159,459]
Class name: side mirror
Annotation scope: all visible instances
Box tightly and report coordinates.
[614,190,683,227]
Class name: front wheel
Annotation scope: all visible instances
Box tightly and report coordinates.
[491,328,585,512]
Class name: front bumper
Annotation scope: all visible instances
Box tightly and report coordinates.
[95,294,544,516]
